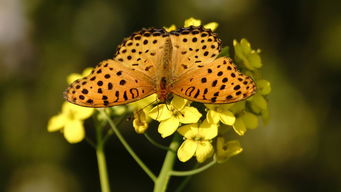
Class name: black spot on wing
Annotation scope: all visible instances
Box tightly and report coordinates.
[185,86,195,97]
[130,88,139,99]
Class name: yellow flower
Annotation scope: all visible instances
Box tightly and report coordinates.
[48,102,94,143]
[247,80,270,123]
[177,120,218,163]
[164,25,176,32]
[205,104,236,125]
[184,17,202,27]
[233,38,262,71]
[149,96,202,138]
[164,18,219,33]
[228,104,259,135]
[48,67,95,143]
[129,94,157,133]
[66,67,93,84]
[133,109,149,134]
[184,17,219,31]
[215,137,243,163]
[204,22,219,31]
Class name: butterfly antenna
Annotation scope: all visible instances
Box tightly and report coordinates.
[165,100,185,118]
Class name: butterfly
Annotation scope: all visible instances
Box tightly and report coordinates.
[64,25,256,107]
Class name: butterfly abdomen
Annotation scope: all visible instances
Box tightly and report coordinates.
[157,76,169,102]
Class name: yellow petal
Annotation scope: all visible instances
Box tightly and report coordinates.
[66,73,82,84]
[204,22,218,31]
[128,94,157,110]
[133,120,148,134]
[171,96,188,110]
[81,67,93,76]
[219,110,236,125]
[198,120,218,140]
[66,68,93,84]
[240,112,258,129]
[240,38,252,53]
[177,124,199,139]
[164,24,176,32]
[232,118,247,136]
[64,120,85,143]
[184,17,201,27]
[195,141,214,163]
[47,114,66,132]
[63,102,94,120]
[206,110,220,124]
[204,104,216,110]
[158,117,180,138]
[148,104,172,121]
[216,137,243,163]
[178,106,202,124]
[177,139,197,162]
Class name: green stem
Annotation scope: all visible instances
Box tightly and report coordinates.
[170,158,216,176]
[144,133,174,152]
[95,122,111,192]
[153,134,182,192]
[99,109,157,182]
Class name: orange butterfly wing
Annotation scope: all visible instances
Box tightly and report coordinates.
[170,57,256,104]
[65,28,171,107]
[64,59,154,107]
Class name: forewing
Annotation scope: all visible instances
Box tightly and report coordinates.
[114,28,169,76]
[169,26,222,78]
[64,59,154,107]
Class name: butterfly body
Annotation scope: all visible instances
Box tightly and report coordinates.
[65,26,256,108]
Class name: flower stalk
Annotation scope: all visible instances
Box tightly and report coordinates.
[154,134,182,192]
[99,109,157,182]
[95,120,111,192]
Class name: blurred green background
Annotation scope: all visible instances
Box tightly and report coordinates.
[1,0,341,191]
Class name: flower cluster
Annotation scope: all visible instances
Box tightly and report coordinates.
[129,18,271,163]
[47,17,270,164]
